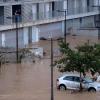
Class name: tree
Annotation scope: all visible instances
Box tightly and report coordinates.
[55,40,100,91]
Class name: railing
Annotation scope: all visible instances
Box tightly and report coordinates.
[0,0,40,2]
[0,0,22,2]
[0,6,98,26]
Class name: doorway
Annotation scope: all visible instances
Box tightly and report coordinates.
[12,5,21,22]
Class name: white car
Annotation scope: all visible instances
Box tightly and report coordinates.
[56,74,100,92]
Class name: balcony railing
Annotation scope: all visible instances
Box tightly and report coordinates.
[0,0,21,2]
[0,6,98,27]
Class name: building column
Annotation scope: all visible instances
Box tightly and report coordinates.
[2,33,6,47]
[82,0,87,12]
[63,0,67,9]
[4,5,12,25]
[94,0,98,5]
[23,3,32,22]
[32,4,37,21]
[38,3,45,20]
[94,0,99,10]
[32,27,39,42]
[74,0,78,14]
[45,3,50,19]
[23,27,28,46]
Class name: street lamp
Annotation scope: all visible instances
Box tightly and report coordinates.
[49,34,54,100]
[57,10,67,43]
[15,15,19,63]
[7,14,19,63]
[48,34,63,100]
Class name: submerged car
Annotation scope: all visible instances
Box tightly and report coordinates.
[56,74,100,92]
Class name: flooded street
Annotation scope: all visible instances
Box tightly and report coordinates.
[0,35,100,100]
[0,60,100,100]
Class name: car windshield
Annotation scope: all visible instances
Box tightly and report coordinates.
[83,77,93,83]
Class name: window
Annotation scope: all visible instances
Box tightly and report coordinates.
[52,2,55,11]
[94,15,100,28]
[12,5,22,22]
[63,76,74,81]
[12,5,21,16]
[73,77,80,82]
[0,6,4,25]
[87,0,90,11]
[87,0,90,6]
[36,3,39,19]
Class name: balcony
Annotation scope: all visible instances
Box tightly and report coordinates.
[0,6,99,31]
[0,0,21,3]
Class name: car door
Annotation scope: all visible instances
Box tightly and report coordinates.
[82,81,89,89]
[63,76,75,89]
[73,76,80,90]
[82,77,91,89]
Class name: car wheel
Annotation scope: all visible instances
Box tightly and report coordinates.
[88,88,96,92]
[59,85,66,91]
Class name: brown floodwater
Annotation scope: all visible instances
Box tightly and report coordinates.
[0,35,100,100]
[0,59,100,100]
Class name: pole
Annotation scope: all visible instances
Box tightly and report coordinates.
[15,15,19,63]
[64,11,67,43]
[50,37,54,100]
[98,6,100,40]
[57,10,67,43]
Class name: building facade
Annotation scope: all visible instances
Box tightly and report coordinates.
[0,0,99,48]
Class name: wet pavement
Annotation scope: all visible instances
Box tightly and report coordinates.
[0,35,100,100]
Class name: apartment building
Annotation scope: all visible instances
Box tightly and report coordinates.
[0,0,99,48]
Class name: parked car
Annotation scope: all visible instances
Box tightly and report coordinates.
[56,74,100,92]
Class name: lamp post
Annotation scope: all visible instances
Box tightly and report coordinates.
[49,34,54,100]
[15,15,19,63]
[7,14,19,63]
[57,10,67,43]
[49,34,63,100]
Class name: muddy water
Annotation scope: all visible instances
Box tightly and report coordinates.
[0,60,100,100]
[0,35,100,100]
